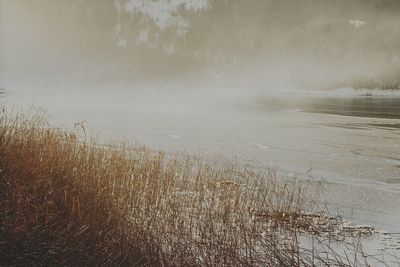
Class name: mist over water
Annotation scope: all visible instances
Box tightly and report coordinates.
[1,0,400,89]
[1,0,400,234]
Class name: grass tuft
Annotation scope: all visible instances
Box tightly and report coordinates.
[0,110,369,266]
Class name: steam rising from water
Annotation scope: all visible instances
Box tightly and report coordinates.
[1,0,400,89]
[2,1,400,237]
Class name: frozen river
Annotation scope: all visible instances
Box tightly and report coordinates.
[3,82,400,233]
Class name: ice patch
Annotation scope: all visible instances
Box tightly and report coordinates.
[330,87,400,97]
[256,144,269,150]
[246,142,270,150]
[263,87,400,97]
[349,19,367,29]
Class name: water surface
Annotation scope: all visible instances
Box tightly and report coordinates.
[3,84,400,231]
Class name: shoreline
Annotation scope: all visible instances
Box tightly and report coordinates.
[1,110,393,266]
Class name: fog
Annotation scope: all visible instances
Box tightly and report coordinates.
[2,0,400,235]
[1,0,400,90]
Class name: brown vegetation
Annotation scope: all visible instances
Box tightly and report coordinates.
[0,110,368,266]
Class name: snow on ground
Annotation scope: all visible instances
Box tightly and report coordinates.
[124,0,208,32]
[349,19,367,29]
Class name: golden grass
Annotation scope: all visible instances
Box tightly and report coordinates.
[0,110,364,266]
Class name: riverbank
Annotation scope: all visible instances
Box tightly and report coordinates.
[0,110,382,266]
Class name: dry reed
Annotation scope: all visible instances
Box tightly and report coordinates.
[0,110,368,266]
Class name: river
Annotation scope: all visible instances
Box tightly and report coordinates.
[2,0,400,244]
[3,81,400,234]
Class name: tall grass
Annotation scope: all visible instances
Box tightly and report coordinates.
[0,110,365,266]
